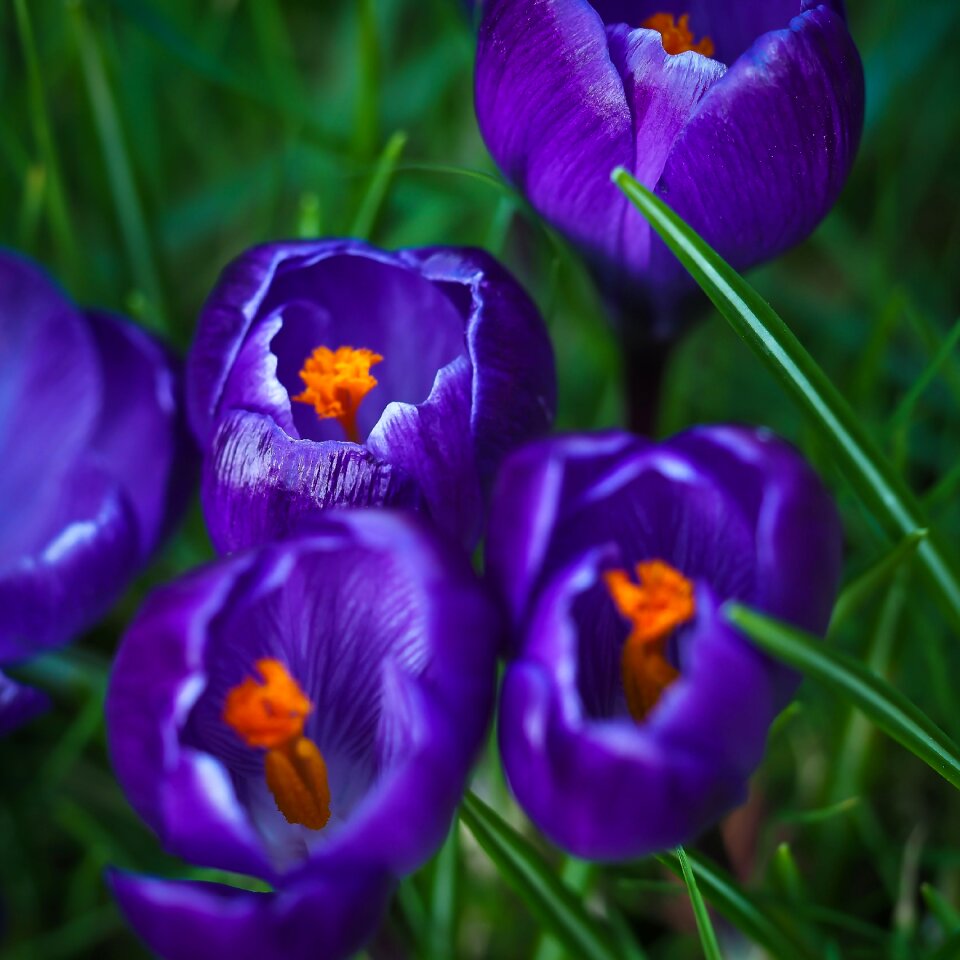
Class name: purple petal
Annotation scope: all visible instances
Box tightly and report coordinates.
[84,311,196,555]
[367,356,483,547]
[107,553,280,880]
[475,0,635,273]
[109,868,393,960]
[0,254,101,559]
[669,425,843,634]
[0,463,139,659]
[202,410,424,554]
[0,670,49,736]
[653,4,865,279]
[605,26,725,274]
[400,247,557,486]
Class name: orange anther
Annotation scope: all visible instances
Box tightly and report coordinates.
[291,345,383,443]
[223,659,332,831]
[641,12,715,57]
[604,560,695,721]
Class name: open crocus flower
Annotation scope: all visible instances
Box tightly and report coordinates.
[188,239,556,552]
[476,0,865,323]
[0,251,193,676]
[106,510,500,960]
[486,426,842,858]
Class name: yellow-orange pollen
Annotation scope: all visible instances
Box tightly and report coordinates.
[604,560,695,722]
[641,12,715,57]
[292,345,384,444]
[223,658,331,831]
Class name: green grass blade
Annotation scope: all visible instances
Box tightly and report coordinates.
[891,316,960,430]
[924,459,960,513]
[349,130,408,240]
[460,792,622,960]
[726,602,960,791]
[427,822,460,960]
[829,529,927,632]
[656,850,818,960]
[612,169,960,634]
[676,846,723,960]
[772,843,805,902]
[533,858,595,960]
[13,0,79,285]
[70,2,168,334]
[921,883,960,934]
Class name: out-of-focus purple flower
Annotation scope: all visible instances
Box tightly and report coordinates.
[107,510,500,960]
[476,1,865,325]
[0,251,194,674]
[486,426,842,859]
[0,670,49,736]
[188,239,555,552]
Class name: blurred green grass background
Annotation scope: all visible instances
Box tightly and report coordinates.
[1,0,958,957]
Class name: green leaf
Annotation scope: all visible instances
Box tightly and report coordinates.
[655,850,818,960]
[675,846,723,960]
[612,169,960,634]
[726,603,960,791]
[533,858,595,960]
[460,792,623,960]
[829,529,927,632]
[891,316,960,430]
[427,822,460,960]
[921,883,960,934]
[70,2,169,334]
[350,130,408,239]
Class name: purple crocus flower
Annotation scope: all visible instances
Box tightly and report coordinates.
[0,251,193,678]
[476,0,865,325]
[486,426,842,859]
[188,239,556,553]
[106,510,500,960]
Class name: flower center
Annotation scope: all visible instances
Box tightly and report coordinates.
[223,658,331,831]
[291,345,384,444]
[604,560,695,721]
[641,12,714,57]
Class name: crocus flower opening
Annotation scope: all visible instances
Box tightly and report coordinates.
[107,511,501,960]
[223,659,331,830]
[188,240,556,552]
[642,13,714,56]
[604,560,694,720]
[475,0,865,328]
[487,426,843,859]
[291,345,383,444]
[0,250,194,711]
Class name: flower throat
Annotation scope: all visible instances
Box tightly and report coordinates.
[604,560,695,721]
[642,12,714,57]
[292,345,383,443]
[223,659,331,831]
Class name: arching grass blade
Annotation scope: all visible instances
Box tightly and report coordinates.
[612,169,960,634]
[726,602,960,791]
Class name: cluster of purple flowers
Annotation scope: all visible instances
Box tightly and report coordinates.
[1,2,863,957]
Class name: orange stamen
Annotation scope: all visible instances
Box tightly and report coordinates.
[291,345,383,444]
[641,12,715,57]
[223,658,331,830]
[604,561,695,721]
